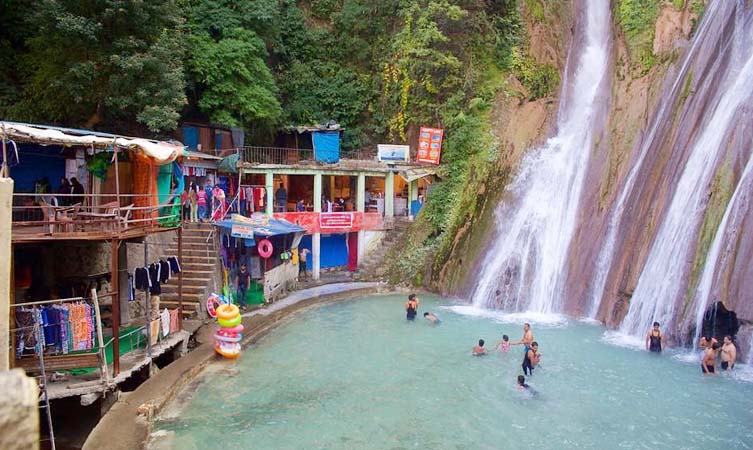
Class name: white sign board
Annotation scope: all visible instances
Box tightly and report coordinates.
[377,144,410,162]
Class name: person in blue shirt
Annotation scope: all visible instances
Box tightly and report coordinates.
[275,182,287,212]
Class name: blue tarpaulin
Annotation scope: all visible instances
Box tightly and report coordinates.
[214,216,306,238]
[312,131,340,163]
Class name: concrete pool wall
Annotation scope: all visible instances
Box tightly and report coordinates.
[82,282,391,450]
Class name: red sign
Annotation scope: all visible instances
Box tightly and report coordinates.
[320,213,354,230]
[417,127,443,165]
[275,212,385,233]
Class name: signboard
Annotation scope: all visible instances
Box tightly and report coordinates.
[417,127,443,165]
[231,224,255,239]
[377,144,410,162]
[320,212,353,229]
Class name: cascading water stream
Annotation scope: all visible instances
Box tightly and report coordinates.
[618,13,753,338]
[470,0,610,313]
[689,150,753,347]
[586,1,723,319]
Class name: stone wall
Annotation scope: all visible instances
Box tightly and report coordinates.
[0,369,39,450]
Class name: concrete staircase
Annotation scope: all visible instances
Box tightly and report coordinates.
[357,217,412,281]
[160,222,218,318]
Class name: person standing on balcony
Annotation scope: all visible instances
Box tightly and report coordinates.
[245,185,254,214]
[275,182,287,212]
[205,179,213,219]
[322,195,333,212]
[188,184,198,222]
[196,186,207,222]
[57,178,71,206]
[212,184,225,221]
[70,177,85,206]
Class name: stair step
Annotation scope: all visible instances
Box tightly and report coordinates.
[161,300,201,309]
[181,262,216,269]
[160,285,206,294]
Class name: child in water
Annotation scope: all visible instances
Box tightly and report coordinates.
[494,334,510,353]
[472,339,487,356]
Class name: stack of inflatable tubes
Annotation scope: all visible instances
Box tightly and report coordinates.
[213,303,243,359]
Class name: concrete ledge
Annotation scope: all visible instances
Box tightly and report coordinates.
[82,282,388,450]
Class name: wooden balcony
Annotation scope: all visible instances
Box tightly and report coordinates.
[11,193,181,243]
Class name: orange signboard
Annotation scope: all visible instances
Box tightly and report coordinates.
[417,127,443,165]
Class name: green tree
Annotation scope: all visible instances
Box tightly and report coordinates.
[10,0,187,134]
[183,0,282,130]
[186,28,282,128]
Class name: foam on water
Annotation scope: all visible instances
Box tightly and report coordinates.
[443,304,569,327]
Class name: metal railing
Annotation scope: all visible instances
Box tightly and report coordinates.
[237,146,377,165]
[11,192,181,238]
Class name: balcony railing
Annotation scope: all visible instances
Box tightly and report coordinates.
[11,193,181,241]
[237,146,376,166]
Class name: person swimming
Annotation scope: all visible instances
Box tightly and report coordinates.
[702,342,720,375]
[423,312,440,324]
[493,334,510,353]
[522,342,540,375]
[405,294,419,321]
[645,321,664,353]
[472,339,487,356]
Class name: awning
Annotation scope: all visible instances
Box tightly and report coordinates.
[214,214,306,238]
[0,121,183,165]
[181,150,221,170]
[399,167,437,183]
[217,153,239,173]
[182,150,223,161]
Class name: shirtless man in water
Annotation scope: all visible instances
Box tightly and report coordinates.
[721,335,736,371]
[702,342,720,375]
[512,323,534,352]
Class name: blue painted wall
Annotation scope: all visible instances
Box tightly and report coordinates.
[299,233,348,269]
[11,148,66,192]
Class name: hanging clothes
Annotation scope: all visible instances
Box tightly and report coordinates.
[167,256,181,274]
[169,309,180,333]
[160,308,170,337]
[159,260,170,283]
[148,263,161,295]
[150,319,160,346]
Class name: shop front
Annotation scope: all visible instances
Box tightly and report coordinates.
[214,214,305,304]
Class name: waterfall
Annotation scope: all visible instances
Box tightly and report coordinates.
[470,0,610,312]
[618,9,753,338]
[689,151,753,347]
[586,1,723,319]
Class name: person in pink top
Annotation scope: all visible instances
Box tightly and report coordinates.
[196,186,207,222]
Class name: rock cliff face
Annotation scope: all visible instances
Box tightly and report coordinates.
[440,0,753,356]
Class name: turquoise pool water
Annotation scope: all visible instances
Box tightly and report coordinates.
[151,295,753,450]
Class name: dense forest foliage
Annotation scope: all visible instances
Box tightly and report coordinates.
[0,0,560,284]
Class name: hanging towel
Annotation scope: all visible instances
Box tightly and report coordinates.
[169,309,180,333]
[150,319,160,346]
[160,308,170,337]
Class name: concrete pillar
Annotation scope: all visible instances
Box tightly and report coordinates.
[0,178,12,371]
[0,369,39,450]
[118,243,129,325]
[312,233,321,281]
[408,179,418,220]
[314,173,322,212]
[356,173,366,212]
[313,173,322,280]
[329,175,336,201]
[265,171,274,216]
[385,172,394,218]
[356,173,365,266]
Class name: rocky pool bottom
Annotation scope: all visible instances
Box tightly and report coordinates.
[150,294,753,450]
